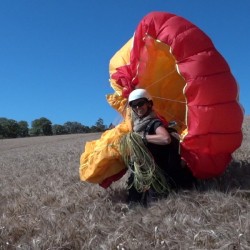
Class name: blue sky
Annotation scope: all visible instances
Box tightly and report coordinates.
[1,1,249,127]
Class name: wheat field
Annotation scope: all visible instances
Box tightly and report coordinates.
[0,117,250,249]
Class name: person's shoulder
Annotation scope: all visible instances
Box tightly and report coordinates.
[148,119,164,133]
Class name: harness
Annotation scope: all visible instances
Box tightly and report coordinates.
[144,119,162,136]
[144,118,180,153]
[144,119,178,135]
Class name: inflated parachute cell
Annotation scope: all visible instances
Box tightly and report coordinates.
[107,11,243,179]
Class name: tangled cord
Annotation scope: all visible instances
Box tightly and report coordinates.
[120,132,169,194]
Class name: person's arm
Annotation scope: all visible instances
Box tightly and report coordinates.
[144,126,171,145]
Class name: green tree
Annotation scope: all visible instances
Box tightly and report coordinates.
[0,123,3,138]
[0,118,8,138]
[18,121,29,137]
[31,117,52,136]
[41,119,53,135]
[90,125,98,132]
[52,124,67,135]
[31,119,41,136]
[108,123,115,129]
[63,121,88,134]
[83,125,91,133]
[95,118,106,132]
[0,118,19,138]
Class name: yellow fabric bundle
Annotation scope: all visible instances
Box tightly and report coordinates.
[79,119,131,184]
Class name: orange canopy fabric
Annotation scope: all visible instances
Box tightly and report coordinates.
[80,11,243,187]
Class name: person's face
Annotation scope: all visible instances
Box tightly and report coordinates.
[130,98,149,117]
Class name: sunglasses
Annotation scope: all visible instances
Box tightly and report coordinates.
[130,100,147,109]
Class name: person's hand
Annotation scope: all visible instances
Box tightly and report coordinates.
[135,131,143,137]
[133,132,147,145]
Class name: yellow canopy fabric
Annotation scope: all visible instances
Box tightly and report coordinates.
[79,117,131,185]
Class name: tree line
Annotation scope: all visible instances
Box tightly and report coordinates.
[0,117,111,139]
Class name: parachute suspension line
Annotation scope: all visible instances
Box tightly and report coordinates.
[161,109,187,129]
[145,68,178,91]
[151,96,187,129]
[120,132,169,194]
[152,96,186,104]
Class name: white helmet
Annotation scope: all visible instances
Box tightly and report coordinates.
[128,89,152,104]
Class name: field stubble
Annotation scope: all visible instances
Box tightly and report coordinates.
[0,117,250,249]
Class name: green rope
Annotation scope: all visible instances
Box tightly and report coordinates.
[120,132,169,194]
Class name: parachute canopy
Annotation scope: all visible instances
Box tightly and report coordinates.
[107,11,243,179]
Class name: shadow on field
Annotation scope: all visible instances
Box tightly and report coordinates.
[197,160,250,194]
[103,160,250,205]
